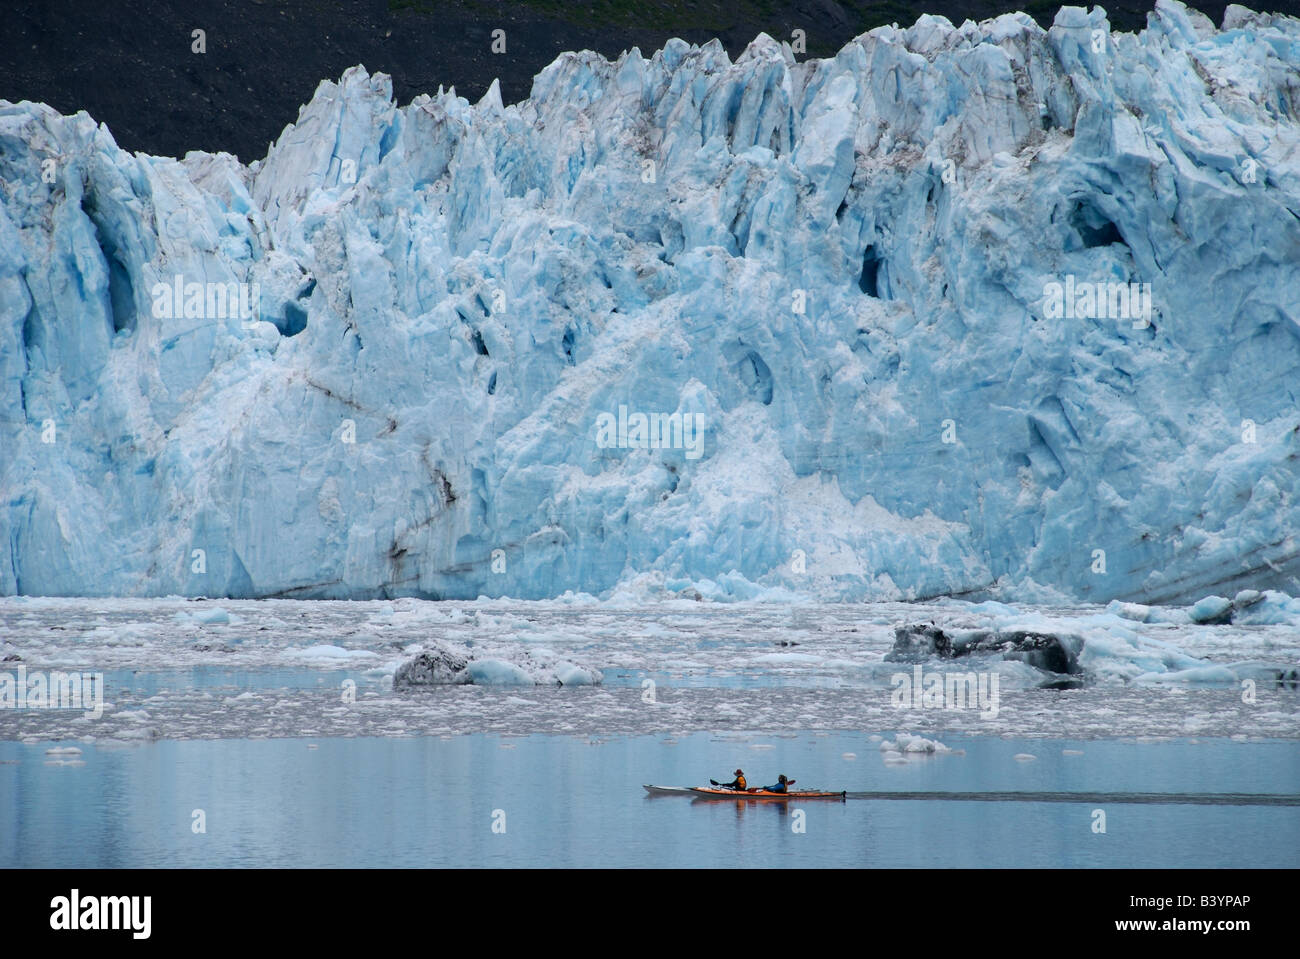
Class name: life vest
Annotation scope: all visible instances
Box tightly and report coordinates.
[735,774,747,789]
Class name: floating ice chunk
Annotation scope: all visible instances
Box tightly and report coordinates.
[393,640,601,687]
[880,733,951,754]
[466,659,536,685]
[553,663,602,686]
[1188,596,1233,624]
[1105,602,1153,622]
[1229,591,1300,625]
[887,623,1083,675]
[391,646,471,685]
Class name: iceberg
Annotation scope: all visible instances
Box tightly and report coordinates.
[1,1,1298,604]
[392,639,603,686]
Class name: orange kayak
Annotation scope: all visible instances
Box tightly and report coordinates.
[689,787,846,800]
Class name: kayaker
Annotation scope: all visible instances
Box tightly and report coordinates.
[764,774,796,794]
[721,769,747,791]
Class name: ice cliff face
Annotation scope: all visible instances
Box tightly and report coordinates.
[2,1,1299,603]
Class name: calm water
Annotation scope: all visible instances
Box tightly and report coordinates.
[2,733,1296,868]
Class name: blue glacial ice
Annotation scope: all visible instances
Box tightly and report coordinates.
[1,1,1299,604]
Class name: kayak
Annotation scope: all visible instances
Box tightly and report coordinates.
[644,784,846,800]
[690,787,846,800]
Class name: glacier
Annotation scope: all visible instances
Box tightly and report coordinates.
[1,0,1299,603]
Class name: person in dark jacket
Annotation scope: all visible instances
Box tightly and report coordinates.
[764,774,795,793]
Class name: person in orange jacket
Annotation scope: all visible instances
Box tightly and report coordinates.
[715,769,747,790]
